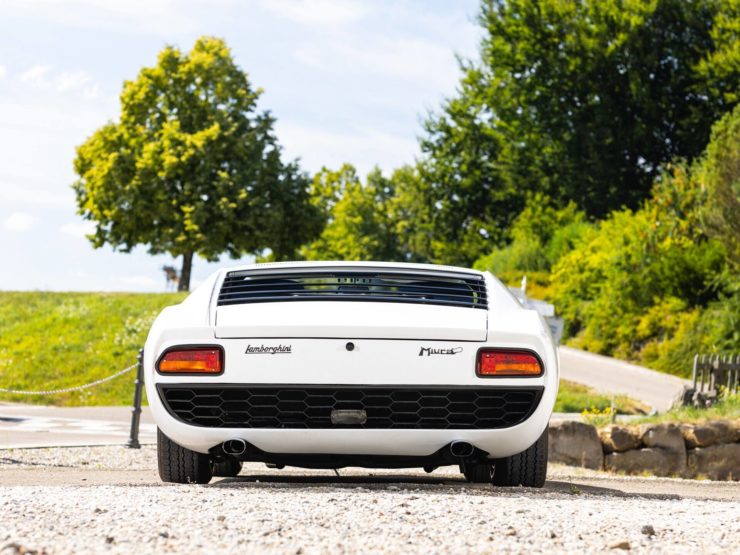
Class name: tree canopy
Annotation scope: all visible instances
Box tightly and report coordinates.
[300,165,401,261]
[73,36,321,290]
[418,0,739,265]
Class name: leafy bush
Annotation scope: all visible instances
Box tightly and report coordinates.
[474,195,591,276]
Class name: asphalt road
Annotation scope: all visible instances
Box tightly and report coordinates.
[559,346,691,412]
[0,447,738,554]
[0,405,156,448]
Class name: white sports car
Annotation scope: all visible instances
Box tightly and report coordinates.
[145,261,558,486]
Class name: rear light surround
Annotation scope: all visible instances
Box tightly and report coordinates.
[156,345,224,375]
[476,348,544,378]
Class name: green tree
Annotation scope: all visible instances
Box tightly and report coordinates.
[73,37,320,290]
[474,194,590,275]
[300,165,402,261]
[697,104,740,269]
[419,0,738,265]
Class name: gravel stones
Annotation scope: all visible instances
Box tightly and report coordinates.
[3,445,739,553]
[0,478,737,554]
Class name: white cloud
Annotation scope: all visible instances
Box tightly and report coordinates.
[259,0,367,24]
[0,65,7,80]
[292,36,460,90]
[20,65,51,88]
[18,66,101,99]
[1,0,203,36]
[2,212,38,232]
[55,70,93,93]
[60,221,96,238]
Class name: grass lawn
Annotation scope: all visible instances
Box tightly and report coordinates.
[554,380,649,415]
[631,394,739,425]
[0,291,186,406]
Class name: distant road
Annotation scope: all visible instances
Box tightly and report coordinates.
[559,346,691,412]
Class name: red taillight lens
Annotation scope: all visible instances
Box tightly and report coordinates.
[477,350,542,377]
[158,348,223,374]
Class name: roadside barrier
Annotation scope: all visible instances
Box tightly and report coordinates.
[682,353,739,407]
[0,348,146,449]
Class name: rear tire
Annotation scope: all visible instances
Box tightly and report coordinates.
[157,428,213,484]
[492,429,548,488]
[462,463,493,483]
[212,458,243,477]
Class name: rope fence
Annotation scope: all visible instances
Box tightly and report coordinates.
[0,349,146,449]
[0,364,137,395]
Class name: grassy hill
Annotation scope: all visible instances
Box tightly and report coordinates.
[0,291,644,412]
[0,291,186,406]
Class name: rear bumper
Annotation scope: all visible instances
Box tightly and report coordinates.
[147,382,555,459]
[144,329,558,459]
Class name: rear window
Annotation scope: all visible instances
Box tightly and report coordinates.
[217,268,488,310]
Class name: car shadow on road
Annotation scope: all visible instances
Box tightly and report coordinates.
[210,474,682,501]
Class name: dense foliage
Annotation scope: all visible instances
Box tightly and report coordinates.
[73,37,321,290]
[416,0,738,265]
[475,106,740,376]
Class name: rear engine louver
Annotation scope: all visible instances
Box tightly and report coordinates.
[217,268,487,310]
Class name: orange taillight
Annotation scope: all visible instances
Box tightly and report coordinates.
[158,348,223,374]
[477,350,542,377]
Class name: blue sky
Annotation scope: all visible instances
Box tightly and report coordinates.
[0,0,480,292]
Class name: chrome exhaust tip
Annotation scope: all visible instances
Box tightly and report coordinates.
[449,441,474,458]
[223,438,247,456]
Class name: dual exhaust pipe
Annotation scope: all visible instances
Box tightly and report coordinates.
[222,438,476,459]
[449,440,474,458]
[223,438,247,456]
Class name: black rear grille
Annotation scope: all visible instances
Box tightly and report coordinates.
[217,268,487,310]
[158,385,542,430]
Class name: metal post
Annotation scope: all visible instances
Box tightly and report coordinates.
[126,349,144,449]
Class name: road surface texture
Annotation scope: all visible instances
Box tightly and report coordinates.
[559,346,691,412]
[1,446,737,554]
[0,405,155,448]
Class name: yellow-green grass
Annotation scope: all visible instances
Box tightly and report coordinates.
[631,394,739,425]
[554,379,648,415]
[0,291,185,406]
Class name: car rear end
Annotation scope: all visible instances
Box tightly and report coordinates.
[145,262,558,485]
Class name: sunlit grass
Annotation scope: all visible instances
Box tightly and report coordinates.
[554,379,648,414]
[0,291,186,406]
[631,394,740,425]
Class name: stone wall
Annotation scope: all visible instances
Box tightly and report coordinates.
[548,419,740,480]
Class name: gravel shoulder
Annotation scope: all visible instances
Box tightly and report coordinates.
[1,446,738,554]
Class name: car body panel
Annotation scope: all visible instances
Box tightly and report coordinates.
[144,261,559,460]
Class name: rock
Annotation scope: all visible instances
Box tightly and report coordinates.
[687,443,740,480]
[548,421,603,470]
[609,540,631,550]
[641,525,656,536]
[605,447,686,476]
[599,426,642,453]
[641,423,686,452]
[681,420,738,448]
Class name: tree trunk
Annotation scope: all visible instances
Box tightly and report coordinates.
[178,251,193,292]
